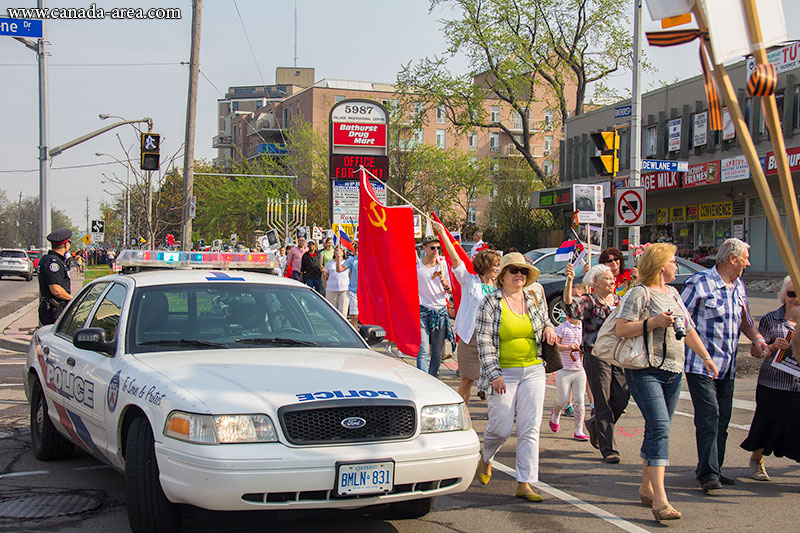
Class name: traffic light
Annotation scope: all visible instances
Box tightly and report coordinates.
[140,132,161,171]
[590,130,619,177]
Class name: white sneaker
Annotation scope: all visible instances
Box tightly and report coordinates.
[749,458,769,481]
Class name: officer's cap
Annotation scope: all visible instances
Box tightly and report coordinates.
[47,229,72,245]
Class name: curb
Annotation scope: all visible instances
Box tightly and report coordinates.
[0,299,38,353]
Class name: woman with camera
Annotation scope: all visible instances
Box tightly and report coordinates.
[615,243,717,522]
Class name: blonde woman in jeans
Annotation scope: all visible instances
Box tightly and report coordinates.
[475,252,556,502]
[616,243,717,522]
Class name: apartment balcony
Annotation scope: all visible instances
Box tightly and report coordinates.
[212,134,232,148]
[247,142,288,160]
[249,115,281,136]
[501,143,522,157]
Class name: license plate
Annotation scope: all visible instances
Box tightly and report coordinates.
[336,461,394,496]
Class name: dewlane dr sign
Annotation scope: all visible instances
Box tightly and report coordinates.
[642,159,688,172]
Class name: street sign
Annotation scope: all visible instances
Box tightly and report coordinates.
[642,159,688,172]
[614,105,632,119]
[189,195,197,219]
[81,234,92,245]
[0,18,43,38]
[616,187,646,227]
[90,220,105,243]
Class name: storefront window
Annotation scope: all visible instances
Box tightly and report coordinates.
[641,225,672,244]
[673,222,695,259]
[715,219,732,246]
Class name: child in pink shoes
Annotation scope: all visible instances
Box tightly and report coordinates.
[550,315,589,441]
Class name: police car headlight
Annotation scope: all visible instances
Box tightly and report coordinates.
[164,411,277,444]
[420,403,471,433]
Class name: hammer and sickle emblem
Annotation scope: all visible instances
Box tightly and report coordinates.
[368,201,388,231]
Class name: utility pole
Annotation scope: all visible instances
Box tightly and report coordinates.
[15,192,22,246]
[629,0,643,251]
[181,0,203,251]
[38,0,51,250]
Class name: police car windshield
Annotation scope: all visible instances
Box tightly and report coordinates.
[128,283,364,354]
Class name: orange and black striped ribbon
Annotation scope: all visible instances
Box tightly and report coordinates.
[646,30,723,131]
[746,63,777,97]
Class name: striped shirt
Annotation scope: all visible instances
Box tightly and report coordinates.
[555,320,583,370]
[756,307,800,392]
[681,266,749,378]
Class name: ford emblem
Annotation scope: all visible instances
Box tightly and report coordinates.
[341,416,366,429]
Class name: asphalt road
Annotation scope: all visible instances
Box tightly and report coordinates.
[0,278,38,318]
[1,346,798,533]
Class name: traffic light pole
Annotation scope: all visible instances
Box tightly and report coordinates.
[37,0,50,251]
[629,0,643,250]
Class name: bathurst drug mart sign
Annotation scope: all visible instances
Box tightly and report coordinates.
[333,123,387,147]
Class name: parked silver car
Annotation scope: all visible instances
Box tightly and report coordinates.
[0,248,35,281]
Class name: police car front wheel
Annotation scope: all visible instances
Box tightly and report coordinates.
[30,378,74,461]
[125,416,181,533]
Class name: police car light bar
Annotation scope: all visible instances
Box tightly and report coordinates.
[115,250,279,270]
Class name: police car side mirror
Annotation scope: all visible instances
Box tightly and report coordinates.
[359,325,386,347]
[73,327,116,356]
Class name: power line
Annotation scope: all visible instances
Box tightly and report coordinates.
[0,160,135,174]
[233,0,265,85]
[0,62,184,67]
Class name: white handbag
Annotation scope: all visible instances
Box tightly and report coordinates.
[592,286,653,370]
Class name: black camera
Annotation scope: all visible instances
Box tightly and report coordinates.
[674,316,686,340]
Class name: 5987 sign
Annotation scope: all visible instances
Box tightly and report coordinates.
[331,101,387,124]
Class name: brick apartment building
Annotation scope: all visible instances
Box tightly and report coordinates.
[213,67,573,229]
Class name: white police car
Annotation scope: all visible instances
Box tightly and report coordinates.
[24,256,479,532]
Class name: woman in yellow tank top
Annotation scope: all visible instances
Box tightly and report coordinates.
[474,252,557,502]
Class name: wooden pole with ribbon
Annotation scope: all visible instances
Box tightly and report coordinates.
[360,166,434,224]
[691,4,800,290]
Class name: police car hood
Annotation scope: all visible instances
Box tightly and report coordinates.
[135,348,458,412]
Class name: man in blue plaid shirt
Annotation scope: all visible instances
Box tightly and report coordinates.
[681,239,769,492]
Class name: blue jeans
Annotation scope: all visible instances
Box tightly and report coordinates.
[305,277,322,294]
[625,367,682,466]
[685,373,735,482]
[417,307,446,378]
[291,271,301,281]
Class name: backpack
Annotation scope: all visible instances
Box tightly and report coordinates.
[592,285,653,369]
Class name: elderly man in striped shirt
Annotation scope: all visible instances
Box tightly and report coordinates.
[681,239,769,492]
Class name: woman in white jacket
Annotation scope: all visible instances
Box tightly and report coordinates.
[433,222,500,405]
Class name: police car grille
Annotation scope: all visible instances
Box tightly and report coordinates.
[281,405,415,445]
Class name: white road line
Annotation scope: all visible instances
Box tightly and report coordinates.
[0,360,25,365]
[673,410,751,431]
[0,470,49,479]
[547,383,754,431]
[0,383,22,387]
[491,461,651,533]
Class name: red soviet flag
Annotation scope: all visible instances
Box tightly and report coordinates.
[430,213,474,326]
[358,169,421,356]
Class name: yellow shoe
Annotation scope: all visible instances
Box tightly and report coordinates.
[515,488,543,502]
[477,459,492,485]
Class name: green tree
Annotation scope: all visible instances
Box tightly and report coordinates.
[0,195,77,249]
[397,0,632,175]
[483,161,554,251]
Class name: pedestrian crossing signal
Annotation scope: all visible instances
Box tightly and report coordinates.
[140,133,161,171]
[590,131,619,177]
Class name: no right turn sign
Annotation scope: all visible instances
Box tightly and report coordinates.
[615,187,645,227]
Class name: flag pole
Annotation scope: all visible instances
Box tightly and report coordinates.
[360,166,433,223]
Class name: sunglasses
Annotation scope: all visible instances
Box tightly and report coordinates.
[507,266,528,275]
[601,257,620,264]
[427,246,440,251]
[788,290,797,298]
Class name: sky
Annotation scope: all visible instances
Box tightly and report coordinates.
[1,0,799,235]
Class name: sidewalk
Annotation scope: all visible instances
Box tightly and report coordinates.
[0,277,83,353]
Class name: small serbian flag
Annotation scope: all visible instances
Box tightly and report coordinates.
[554,240,577,263]
[338,229,355,253]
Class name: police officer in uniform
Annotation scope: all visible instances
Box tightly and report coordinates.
[38,229,73,325]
